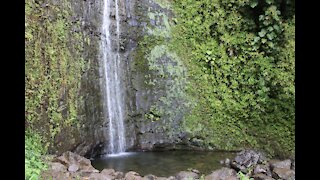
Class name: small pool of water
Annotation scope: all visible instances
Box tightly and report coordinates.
[91,150,236,177]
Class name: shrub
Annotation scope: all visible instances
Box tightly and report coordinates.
[25,130,48,180]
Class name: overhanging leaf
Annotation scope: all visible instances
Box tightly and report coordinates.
[258,29,267,37]
[261,38,267,44]
[266,0,274,5]
[250,0,258,8]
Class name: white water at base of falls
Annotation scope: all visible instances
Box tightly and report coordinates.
[100,0,126,155]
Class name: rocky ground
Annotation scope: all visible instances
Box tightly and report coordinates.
[40,150,295,180]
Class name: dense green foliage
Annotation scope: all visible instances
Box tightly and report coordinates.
[25,1,294,173]
[25,0,86,145]
[25,0,88,176]
[169,0,295,157]
[25,131,48,180]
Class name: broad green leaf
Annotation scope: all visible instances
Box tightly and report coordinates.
[258,29,267,37]
[266,33,273,40]
[267,42,274,48]
[261,38,267,43]
[250,0,258,8]
[267,26,274,32]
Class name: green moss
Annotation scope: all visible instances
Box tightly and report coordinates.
[25,0,86,146]
[146,12,171,38]
[135,2,193,138]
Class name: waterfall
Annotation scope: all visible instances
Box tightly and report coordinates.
[100,0,126,154]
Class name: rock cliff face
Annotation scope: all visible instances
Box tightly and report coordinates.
[123,0,191,152]
[28,0,191,157]
[47,0,106,156]
[75,0,191,156]
[74,0,192,156]
[25,0,105,156]
[68,0,105,157]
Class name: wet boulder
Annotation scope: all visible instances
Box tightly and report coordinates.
[230,150,266,173]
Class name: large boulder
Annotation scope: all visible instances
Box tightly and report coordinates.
[272,168,295,180]
[205,167,238,180]
[40,151,107,179]
[40,161,70,179]
[53,151,99,173]
[230,150,266,173]
[176,171,199,180]
[269,159,292,170]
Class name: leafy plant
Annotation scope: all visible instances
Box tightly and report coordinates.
[25,0,86,148]
[237,171,253,180]
[169,0,295,157]
[25,131,48,180]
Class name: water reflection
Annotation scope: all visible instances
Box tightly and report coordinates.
[91,151,236,177]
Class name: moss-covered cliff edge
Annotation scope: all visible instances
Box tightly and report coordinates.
[25,0,295,160]
[127,0,295,158]
[25,0,105,156]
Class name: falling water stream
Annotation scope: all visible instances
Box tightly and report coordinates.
[95,0,238,176]
[100,0,126,155]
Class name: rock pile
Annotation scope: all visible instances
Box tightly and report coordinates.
[40,150,295,180]
[219,150,295,180]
